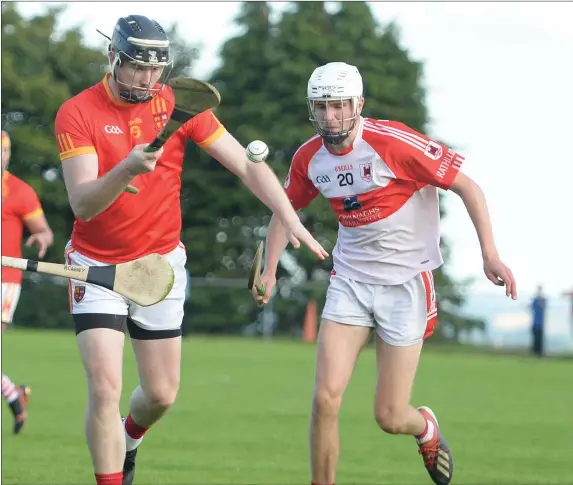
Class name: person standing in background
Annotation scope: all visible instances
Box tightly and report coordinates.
[530,285,547,357]
[562,288,573,337]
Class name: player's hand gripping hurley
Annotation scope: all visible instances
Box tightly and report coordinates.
[125,76,221,194]
[1,254,174,307]
[248,241,266,307]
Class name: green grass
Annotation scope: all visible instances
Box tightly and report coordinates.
[2,328,571,484]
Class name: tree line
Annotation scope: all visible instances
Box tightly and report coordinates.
[1,2,482,339]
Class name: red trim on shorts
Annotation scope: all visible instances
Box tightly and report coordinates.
[2,285,15,314]
[64,246,76,312]
[421,270,437,339]
[1,283,20,322]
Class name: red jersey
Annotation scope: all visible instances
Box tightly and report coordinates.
[54,74,226,263]
[1,172,44,284]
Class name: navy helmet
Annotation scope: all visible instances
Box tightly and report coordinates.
[108,15,174,103]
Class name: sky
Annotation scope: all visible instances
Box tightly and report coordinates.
[13,1,573,298]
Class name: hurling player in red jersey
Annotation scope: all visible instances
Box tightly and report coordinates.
[54,15,328,485]
[2,130,54,434]
[254,62,517,485]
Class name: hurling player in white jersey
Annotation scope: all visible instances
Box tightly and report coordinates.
[252,62,517,485]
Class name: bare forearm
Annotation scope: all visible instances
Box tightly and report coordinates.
[25,215,54,244]
[454,179,498,260]
[70,162,134,221]
[241,162,298,225]
[263,213,291,276]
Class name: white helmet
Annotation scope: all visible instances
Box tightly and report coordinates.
[306,62,363,144]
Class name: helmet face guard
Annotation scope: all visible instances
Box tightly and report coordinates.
[110,50,173,104]
[307,96,360,145]
[108,15,174,104]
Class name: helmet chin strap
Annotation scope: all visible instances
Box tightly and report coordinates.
[322,132,350,145]
[109,54,153,104]
[118,89,152,104]
[320,115,359,146]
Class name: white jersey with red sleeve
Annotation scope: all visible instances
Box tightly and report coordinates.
[284,117,465,285]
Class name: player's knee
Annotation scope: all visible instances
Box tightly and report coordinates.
[88,377,122,412]
[312,388,343,419]
[374,405,407,434]
[143,380,179,410]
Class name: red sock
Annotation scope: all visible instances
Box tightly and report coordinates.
[125,413,149,440]
[95,472,122,485]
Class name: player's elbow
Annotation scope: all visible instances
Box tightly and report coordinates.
[73,210,93,222]
[66,185,95,221]
[69,196,94,222]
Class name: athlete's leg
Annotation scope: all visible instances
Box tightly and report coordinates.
[373,338,426,434]
[310,275,374,485]
[120,245,186,485]
[67,244,129,485]
[1,371,20,407]
[1,282,29,434]
[76,323,126,478]
[127,331,181,431]
[1,371,30,434]
[373,271,453,485]
[120,328,181,485]
[310,320,370,485]
[373,271,435,435]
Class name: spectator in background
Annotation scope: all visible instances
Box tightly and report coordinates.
[531,285,547,357]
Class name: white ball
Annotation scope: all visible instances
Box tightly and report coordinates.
[246,140,269,163]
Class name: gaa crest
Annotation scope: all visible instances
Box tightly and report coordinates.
[154,113,169,132]
[424,140,443,160]
[360,162,372,182]
[152,96,170,132]
[74,285,86,303]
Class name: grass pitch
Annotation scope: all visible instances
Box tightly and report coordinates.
[2,328,570,484]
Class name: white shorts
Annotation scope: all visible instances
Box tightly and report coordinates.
[64,242,187,332]
[2,283,22,324]
[321,271,437,346]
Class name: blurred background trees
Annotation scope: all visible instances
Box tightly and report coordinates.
[1,2,481,340]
